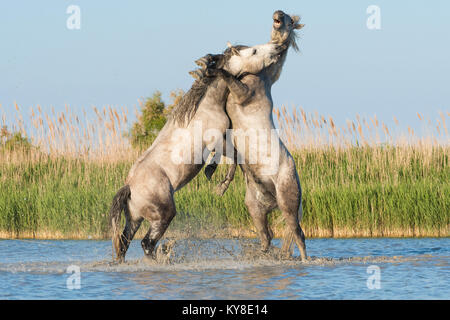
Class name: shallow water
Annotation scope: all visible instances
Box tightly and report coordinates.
[0,238,448,299]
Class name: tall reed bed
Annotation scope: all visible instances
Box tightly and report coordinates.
[0,102,448,238]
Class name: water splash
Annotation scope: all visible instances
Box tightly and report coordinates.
[0,238,444,274]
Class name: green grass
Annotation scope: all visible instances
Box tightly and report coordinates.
[0,146,448,239]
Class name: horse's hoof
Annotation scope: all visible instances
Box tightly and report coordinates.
[143,253,156,264]
[214,182,229,196]
[300,255,309,262]
[111,258,124,265]
[283,253,294,260]
[204,166,215,181]
[114,256,125,264]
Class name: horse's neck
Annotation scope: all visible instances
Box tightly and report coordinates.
[266,49,288,86]
[196,78,228,114]
[261,49,288,129]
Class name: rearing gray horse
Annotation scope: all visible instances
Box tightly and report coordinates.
[109,41,285,262]
[198,10,307,260]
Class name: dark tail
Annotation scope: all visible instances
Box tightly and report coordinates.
[109,185,131,260]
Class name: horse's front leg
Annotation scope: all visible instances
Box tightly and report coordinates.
[206,68,254,105]
[215,163,237,196]
[204,136,238,195]
[204,151,221,181]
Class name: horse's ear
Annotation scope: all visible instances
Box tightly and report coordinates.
[231,47,240,56]
[227,41,240,56]
[291,15,304,29]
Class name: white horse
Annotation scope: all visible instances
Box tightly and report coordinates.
[110,41,285,262]
[199,10,307,260]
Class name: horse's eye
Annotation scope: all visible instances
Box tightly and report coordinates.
[290,18,294,25]
[252,49,257,55]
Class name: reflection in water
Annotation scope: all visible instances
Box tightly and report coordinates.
[127,265,306,299]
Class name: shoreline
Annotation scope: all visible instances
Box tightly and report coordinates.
[1,226,447,240]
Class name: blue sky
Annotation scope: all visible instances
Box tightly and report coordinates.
[0,0,449,135]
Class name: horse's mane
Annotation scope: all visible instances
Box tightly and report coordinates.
[170,45,250,126]
[170,76,215,126]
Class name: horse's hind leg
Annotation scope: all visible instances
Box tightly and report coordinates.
[279,202,307,260]
[276,173,307,260]
[116,217,142,262]
[248,205,273,253]
[245,188,274,252]
[140,196,177,259]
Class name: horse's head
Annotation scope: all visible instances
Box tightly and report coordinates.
[270,10,304,51]
[191,42,284,79]
[224,43,285,76]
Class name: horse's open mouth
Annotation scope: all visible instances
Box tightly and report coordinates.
[273,19,282,29]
